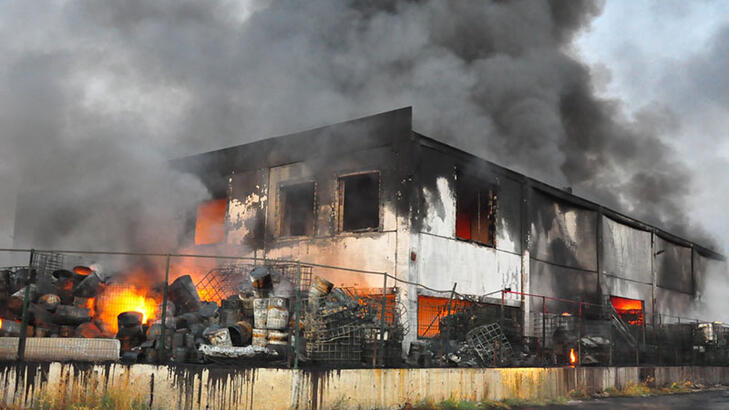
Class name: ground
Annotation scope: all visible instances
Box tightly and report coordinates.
[522,388,729,409]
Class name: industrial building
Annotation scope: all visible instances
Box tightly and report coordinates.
[173,107,726,350]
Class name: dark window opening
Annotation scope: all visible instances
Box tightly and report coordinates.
[455,177,496,246]
[195,198,227,245]
[280,182,315,237]
[339,172,380,232]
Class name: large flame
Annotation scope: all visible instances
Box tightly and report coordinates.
[95,284,159,334]
[569,348,577,365]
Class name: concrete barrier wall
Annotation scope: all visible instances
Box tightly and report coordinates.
[1,363,727,409]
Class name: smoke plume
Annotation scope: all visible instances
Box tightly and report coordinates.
[0,0,719,255]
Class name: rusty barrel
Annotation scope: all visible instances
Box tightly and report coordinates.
[168,275,202,314]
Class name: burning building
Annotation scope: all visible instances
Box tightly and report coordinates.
[169,107,726,351]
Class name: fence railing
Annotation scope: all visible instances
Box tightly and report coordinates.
[0,247,420,368]
[2,247,729,369]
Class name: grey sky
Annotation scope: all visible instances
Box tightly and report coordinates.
[575,0,729,249]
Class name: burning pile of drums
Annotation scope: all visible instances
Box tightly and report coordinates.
[0,262,405,367]
[126,267,295,364]
[0,266,112,340]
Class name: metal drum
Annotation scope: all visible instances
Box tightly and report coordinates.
[252,328,268,347]
[253,298,269,328]
[266,297,289,330]
[308,276,333,310]
[267,330,289,345]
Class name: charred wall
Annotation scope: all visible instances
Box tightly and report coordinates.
[218,108,415,287]
[601,216,653,319]
[528,189,599,310]
[410,143,523,304]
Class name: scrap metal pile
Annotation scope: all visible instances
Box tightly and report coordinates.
[0,260,404,367]
[301,279,403,367]
[407,301,522,368]
[0,265,115,340]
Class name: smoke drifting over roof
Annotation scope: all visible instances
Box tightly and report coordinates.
[0,0,718,251]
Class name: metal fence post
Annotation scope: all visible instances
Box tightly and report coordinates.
[293,261,302,369]
[577,302,582,367]
[442,283,457,366]
[500,290,505,365]
[378,274,387,368]
[158,254,171,362]
[17,249,34,361]
[542,296,546,366]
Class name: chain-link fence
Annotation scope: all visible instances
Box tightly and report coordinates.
[0,248,408,368]
[413,288,729,368]
[2,247,729,369]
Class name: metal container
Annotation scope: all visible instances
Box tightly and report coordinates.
[228,320,253,346]
[252,328,268,347]
[253,298,269,328]
[184,333,196,349]
[73,272,104,298]
[59,325,73,338]
[308,277,333,310]
[269,296,287,308]
[35,327,52,338]
[53,305,92,326]
[267,330,289,345]
[199,301,219,319]
[168,275,202,314]
[73,296,93,309]
[176,312,202,328]
[118,311,143,328]
[239,296,254,317]
[203,326,233,347]
[266,305,289,330]
[250,266,272,290]
[220,309,240,326]
[173,347,188,363]
[75,322,103,338]
[172,330,185,348]
[39,294,61,311]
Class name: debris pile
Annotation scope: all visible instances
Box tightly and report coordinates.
[0,260,406,367]
[0,266,113,340]
[301,280,403,367]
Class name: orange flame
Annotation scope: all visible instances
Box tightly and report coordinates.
[95,284,160,334]
[610,296,644,325]
[0,318,3,331]
[569,348,577,365]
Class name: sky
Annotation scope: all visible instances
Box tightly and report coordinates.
[1,0,729,255]
[574,0,729,248]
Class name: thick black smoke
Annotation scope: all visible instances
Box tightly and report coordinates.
[0,0,713,253]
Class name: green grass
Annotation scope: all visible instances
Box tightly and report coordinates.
[400,380,703,410]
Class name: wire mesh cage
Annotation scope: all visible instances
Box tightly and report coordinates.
[32,251,64,277]
[466,323,513,366]
[195,262,313,303]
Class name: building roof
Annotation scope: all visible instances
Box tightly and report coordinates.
[174,107,724,260]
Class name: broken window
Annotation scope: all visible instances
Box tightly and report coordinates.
[417,295,473,338]
[455,176,496,246]
[339,172,380,232]
[610,296,644,326]
[194,198,227,245]
[280,182,315,237]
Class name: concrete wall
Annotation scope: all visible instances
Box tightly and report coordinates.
[2,362,729,409]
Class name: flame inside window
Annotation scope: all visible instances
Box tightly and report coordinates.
[417,295,473,338]
[195,199,227,245]
[610,296,644,326]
